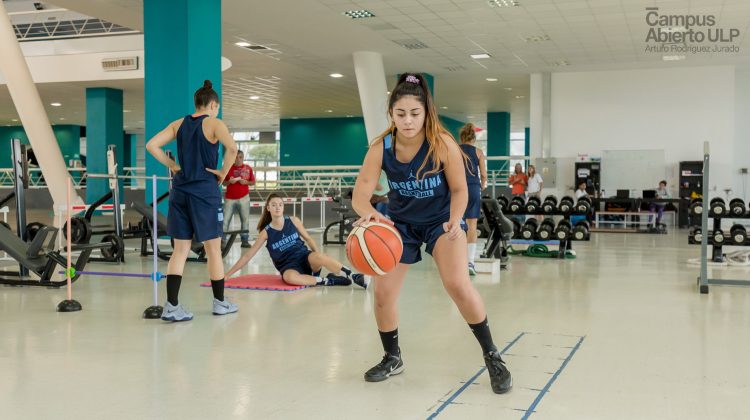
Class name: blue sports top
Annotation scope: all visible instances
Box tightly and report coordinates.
[459,143,481,185]
[172,114,220,199]
[381,134,451,225]
[265,217,308,270]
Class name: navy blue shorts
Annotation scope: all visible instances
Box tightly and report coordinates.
[276,250,322,277]
[393,219,468,264]
[167,188,223,243]
[464,184,482,219]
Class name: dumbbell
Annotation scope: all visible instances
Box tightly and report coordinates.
[729,199,746,217]
[497,196,509,212]
[730,224,747,245]
[573,220,590,240]
[520,219,539,240]
[689,198,703,216]
[542,195,558,213]
[690,227,703,243]
[709,198,726,216]
[536,219,556,240]
[712,229,725,245]
[559,196,575,214]
[25,222,46,242]
[508,196,525,213]
[575,196,592,214]
[554,220,572,240]
[525,196,542,213]
[511,219,522,239]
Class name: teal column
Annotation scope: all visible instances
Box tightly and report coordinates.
[486,112,510,171]
[123,133,137,167]
[144,0,222,211]
[524,127,530,156]
[85,88,123,204]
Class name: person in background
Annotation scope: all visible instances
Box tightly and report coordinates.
[508,163,527,197]
[370,171,389,217]
[575,181,588,199]
[458,123,487,276]
[526,165,543,199]
[649,180,670,225]
[223,150,255,248]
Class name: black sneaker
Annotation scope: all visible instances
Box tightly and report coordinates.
[351,273,369,290]
[325,273,352,286]
[484,351,512,394]
[241,241,252,248]
[364,353,404,382]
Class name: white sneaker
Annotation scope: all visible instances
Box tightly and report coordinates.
[212,298,238,315]
[468,262,477,276]
[161,302,194,322]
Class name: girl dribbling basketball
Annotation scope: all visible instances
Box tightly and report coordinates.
[351,73,512,393]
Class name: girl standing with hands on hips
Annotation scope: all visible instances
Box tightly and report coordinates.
[351,73,512,393]
[146,80,239,322]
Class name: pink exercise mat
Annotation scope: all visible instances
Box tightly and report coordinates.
[200,274,309,292]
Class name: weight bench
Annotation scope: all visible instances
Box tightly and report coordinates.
[480,198,513,267]
[323,194,358,245]
[0,223,95,287]
[131,201,245,263]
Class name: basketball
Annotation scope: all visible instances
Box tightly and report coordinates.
[346,221,403,276]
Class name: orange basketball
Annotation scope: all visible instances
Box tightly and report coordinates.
[346,221,403,276]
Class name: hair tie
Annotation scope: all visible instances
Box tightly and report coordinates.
[405,75,420,84]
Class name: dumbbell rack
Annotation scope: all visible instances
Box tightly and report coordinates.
[503,207,591,260]
[693,143,750,294]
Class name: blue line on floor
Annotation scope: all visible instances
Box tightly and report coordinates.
[520,335,586,420]
[426,332,526,420]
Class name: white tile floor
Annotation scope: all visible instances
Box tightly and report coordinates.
[1,227,749,420]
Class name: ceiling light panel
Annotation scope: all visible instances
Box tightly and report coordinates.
[343,10,375,19]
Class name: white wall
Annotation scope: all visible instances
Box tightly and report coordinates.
[548,65,736,199]
[734,67,750,201]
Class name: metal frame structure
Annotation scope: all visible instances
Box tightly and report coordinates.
[697,142,750,294]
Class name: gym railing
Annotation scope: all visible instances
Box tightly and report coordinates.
[0,157,528,197]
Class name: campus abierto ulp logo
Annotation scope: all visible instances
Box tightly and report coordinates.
[644,7,741,55]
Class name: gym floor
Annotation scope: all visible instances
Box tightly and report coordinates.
[1,214,748,419]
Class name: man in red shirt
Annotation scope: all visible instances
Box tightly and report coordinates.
[222,150,255,247]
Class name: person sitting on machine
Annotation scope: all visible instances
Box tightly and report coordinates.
[226,193,368,289]
[575,181,588,199]
[649,180,670,226]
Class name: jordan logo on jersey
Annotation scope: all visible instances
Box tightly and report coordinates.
[388,174,442,199]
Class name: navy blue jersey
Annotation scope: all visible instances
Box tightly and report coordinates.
[265,217,309,271]
[381,134,451,225]
[172,115,220,199]
[459,143,481,185]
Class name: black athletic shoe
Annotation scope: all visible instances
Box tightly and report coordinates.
[364,353,404,382]
[484,351,512,394]
[241,241,252,248]
[351,273,369,290]
[325,273,352,286]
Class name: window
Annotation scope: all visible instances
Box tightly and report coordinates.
[231,131,280,188]
[509,131,526,170]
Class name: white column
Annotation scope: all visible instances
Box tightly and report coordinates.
[0,1,84,214]
[353,51,390,144]
[529,72,552,158]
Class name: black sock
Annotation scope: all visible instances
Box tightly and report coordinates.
[211,278,225,302]
[166,274,182,306]
[379,328,400,357]
[469,317,498,354]
[340,266,352,278]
